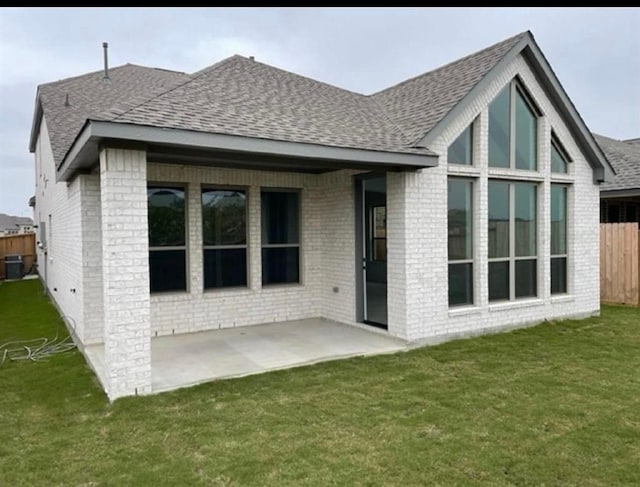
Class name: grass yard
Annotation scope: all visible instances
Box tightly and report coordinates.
[1,279,639,486]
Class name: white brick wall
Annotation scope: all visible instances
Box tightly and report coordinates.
[147,164,364,336]
[80,174,103,345]
[33,118,86,343]
[394,53,601,342]
[100,148,151,399]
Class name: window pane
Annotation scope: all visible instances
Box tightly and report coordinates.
[148,187,185,247]
[551,185,567,255]
[515,259,537,298]
[373,207,386,238]
[204,248,247,288]
[489,86,510,168]
[488,181,509,258]
[149,250,186,292]
[261,192,299,244]
[551,143,568,174]
[489,261,509,301]
[449,263,473,306]
[515,183,536,257]
[448,125,473,165]
[551,257,567,294]
[202,189,246,246]
[514,89,537,170]
[448,179,472,260]
[262,247,299,285]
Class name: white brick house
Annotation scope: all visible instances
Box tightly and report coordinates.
[29,31,613,400]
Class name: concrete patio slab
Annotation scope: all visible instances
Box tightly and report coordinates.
[84,318,407,394]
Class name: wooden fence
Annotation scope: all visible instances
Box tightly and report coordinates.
[600,223,640,306]
[0,233,36,280]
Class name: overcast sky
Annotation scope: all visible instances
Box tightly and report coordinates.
[1,7,639,217]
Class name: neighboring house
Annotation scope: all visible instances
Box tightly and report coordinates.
[0,213,34,236]
[594,134,640,223]
[29,30,613,400]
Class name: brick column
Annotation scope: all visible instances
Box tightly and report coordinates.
[100,147,151,400]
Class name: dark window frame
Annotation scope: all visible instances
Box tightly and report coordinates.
[447,123,474,166]
[551,132,572,174]
[551,184,569,295]
[201,185,249,289]
[261,188,302,286]
[448,177,474,306]
[488,179,538,302]
[147,184,188,294]
[489,78,541,171]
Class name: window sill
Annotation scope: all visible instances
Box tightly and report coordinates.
[448,305,481,317]
[261,283,304,290]
[551,294,574,304]
[204,286,251,295]
[489,298,544,312]
[487,168,544,181]
[151,290,190,300]
[447,165,480,176]
[550,174,574,183]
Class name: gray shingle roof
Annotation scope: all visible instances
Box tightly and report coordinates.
[0,214,33,232]
[109,56,424,156]
[37,65,190,165]
[35,32,530,167]
[595,134,640,192]
[371,32,527,145]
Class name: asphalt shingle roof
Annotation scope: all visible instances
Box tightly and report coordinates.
[371,32,527,144]
[110,55,424,156]
[35,32,529,167]
[37,65,190,165]
[0,214,33,232]
[594,134,640,192]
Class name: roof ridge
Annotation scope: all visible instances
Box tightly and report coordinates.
[107,56,241,122]
[370,31,528,97]
[38,63,132,88]
[229,55,368,97]
[38,63,186,91]
[109,54,371,124]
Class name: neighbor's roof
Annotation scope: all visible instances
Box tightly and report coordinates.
[0,214,33,231]
[594,134,640,193]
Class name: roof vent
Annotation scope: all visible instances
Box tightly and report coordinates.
[64,93,70,107]
[249,56,255,61]
[103,42,110,81]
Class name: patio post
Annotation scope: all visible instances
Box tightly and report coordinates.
[99,147,152,399]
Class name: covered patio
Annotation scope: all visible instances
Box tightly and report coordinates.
[85,318,407,394]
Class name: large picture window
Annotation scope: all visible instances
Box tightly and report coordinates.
[148,186,187,293]
[489,80,538,171]
[448,178,474,306]
[551,185,568,294]
[488,180,537,301]
[261,190,300,285]
[202,188,247,289]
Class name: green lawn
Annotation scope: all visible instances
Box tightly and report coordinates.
[1,279,639,486]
